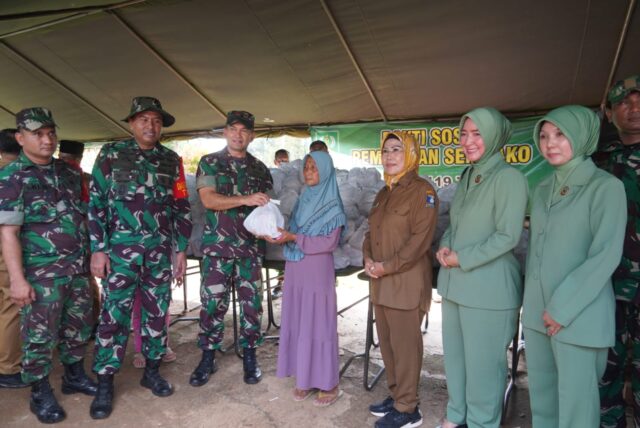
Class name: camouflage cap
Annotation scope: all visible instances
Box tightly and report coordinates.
[607,75,640,105]
[226,110,255,131]
[122,96,175,127]
[15,107,57,131]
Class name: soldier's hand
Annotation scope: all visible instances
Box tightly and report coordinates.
[10,278,35,307]
[91,251,111,278]
[243,192,270,207]
[173,251,187,287]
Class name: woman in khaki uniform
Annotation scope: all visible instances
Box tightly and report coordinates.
[436,107,527,428]
[363,131,438,428]
[523,105,626,428]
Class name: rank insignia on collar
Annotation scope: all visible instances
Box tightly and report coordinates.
[474,175,482,184]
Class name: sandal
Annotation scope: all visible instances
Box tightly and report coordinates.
[313,387,343,407]
[133,353,146,369]
[292,388,317,402]
[162,346,177,363]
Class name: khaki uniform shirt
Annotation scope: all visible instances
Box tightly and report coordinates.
[363,171,438,311]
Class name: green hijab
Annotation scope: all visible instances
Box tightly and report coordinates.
[533,105,600,187]
[459,107,512,165]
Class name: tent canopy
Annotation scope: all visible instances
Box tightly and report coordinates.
[1,0,638,141]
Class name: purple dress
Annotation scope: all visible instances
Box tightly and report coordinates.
[276,228,341,391]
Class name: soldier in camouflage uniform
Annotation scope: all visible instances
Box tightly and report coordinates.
[189,110,272,387]
[597,75,640,428]
[88,97,192,419]
[0,108,97,424]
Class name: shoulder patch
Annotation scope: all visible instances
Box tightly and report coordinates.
[425,189,436,208]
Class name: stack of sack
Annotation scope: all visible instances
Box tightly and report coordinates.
[268,162,385,269]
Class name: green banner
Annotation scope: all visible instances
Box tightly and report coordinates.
[311,116,553,191]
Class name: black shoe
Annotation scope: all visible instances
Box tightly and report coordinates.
[189,350,217,387]
[30,377,66,424]
[374,407,423,428]
[61,360,98,396]
[369,396,395,417]
[242,348,262,384]
[89,374,114,420]
[0,372,28,388]
[140,359,173,397]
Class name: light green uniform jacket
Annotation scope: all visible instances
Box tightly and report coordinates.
[522,158,626,347]
[437,152,528,310]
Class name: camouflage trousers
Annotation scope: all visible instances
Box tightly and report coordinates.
[93,251,172,375]
[21,274,93,384]
[197,256,263,350]
[600,300,640,428]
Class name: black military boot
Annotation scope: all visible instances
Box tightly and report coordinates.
[140,359,173,397]
[242,348,262,384]
[189,350,217,387]
[89,374,114,420]
[61,359,98,396]
[30,376,66,424]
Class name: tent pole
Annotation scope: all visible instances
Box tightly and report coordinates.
[320,0,388,122]
[0,0,146,40]
[601,0,637,109]
[0,105,16,117]
[0,41,131,135]
[109,11,227,121]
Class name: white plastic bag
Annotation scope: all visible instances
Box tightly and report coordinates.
[243,200,285,238]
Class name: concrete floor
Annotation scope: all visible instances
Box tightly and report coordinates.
[0,270,533,428]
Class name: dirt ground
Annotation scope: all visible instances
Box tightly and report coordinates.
[0,267,533,428]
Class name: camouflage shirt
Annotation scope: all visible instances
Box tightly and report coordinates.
[196,147,272,258]
[0,152,88,279]
[595,139,640,303]
[0,157,11,275]
[89,139,192,262]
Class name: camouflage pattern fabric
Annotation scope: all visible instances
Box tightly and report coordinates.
[0,156,10,290]
[0,152,88,278]
[596,140,640,427]
[0,152,92,383]
[600,301,640,428]
[15,107,56,131]
[93,253,171,374]
[88,139,191,257]
[21,275,93,383]
[198,256,264,350]
[122,96,175,127]
[89,139,192,374]
[594,140,640,304]
[196,147,272,259]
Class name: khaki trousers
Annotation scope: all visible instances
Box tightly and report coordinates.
[0,269,22,374]
[374,304,425,413]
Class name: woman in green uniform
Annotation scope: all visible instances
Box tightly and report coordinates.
[523,105,626,428]
[436,107,527,428]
